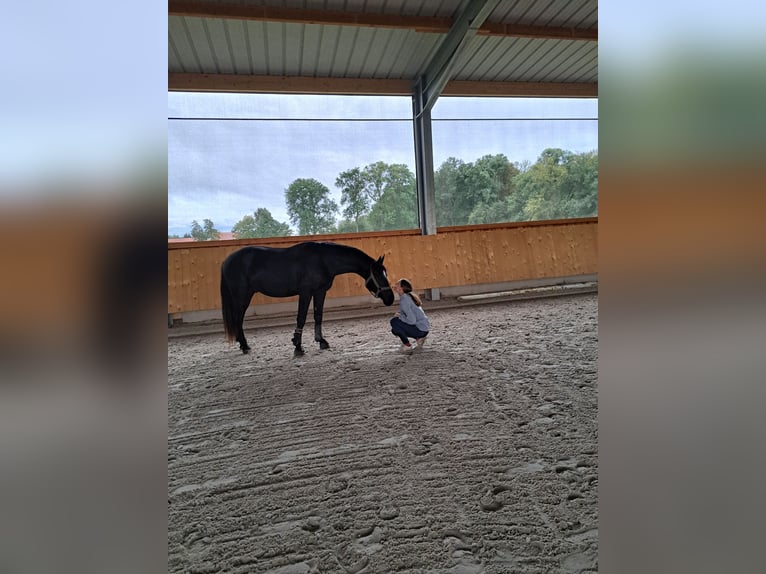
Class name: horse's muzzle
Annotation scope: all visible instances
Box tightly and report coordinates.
[366,271,392,299]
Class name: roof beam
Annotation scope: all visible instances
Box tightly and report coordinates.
[416,0,502,112]
[443,80,598,98]
[169,73,597,98]
[168,73,412,95]
[168,1,597,41]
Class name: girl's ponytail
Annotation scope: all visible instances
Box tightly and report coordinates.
[399,278,422,307]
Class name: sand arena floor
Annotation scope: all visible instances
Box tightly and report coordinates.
[168,293,598,573]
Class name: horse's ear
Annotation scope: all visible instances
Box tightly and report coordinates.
[377,255,384,264]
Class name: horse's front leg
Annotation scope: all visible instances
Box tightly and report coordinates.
[313,289,330,350]
[292,292,312,357]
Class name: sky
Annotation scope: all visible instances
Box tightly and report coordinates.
[168,95,598,236]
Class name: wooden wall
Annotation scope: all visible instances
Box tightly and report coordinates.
[168,218,597,314]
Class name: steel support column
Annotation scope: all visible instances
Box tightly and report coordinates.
[411,0,500,236]
[413,78,437,235]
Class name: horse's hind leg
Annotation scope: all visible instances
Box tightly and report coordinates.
[236,300,252,354]
[292,292,312,357]
[312,289,330,350]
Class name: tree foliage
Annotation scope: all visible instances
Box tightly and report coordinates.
[232,208,292,239]
[190,219,220,241]
[366,163,417,230]
[336,168,369,232]
[176,148,597,240]
[513,149,598,221]
[434,149,597,226]
[284,178,338,235]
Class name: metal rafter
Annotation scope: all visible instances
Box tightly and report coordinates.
[412,0,501,236]
[415,0,503,113]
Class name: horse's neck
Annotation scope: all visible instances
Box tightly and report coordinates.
[331,247,371,277]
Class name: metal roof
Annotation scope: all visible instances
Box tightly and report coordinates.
[169,0,597,97]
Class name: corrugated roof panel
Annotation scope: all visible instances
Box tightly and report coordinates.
[169,1,597,92]
[346,27,377,77]
[323,0,352,12]
[534,40,593,82]
[266,22,287,75]
[361,27,396,77]
[411,33,449,79]
[283,23,305,76]
[547,42,597,82]
[489,37,541,82]
[534,0,576,26]
[559,49,597,83]
[480,38,525,82]
[299,22,322,76]
[314,25,341,77]
[527,40,594,82]
[380,30,426,79]
[246,21,268,74]
[416,0,463,18]
[330,26,358,76]
[365,29,400,77]
[520,0,560,24]
[203,19,234,74]
[185,17,220,73]
[518,39,569,80]
[222,20,251,73]
[452,36,507,80]
[567,1,598,28]
[168,32,184,72]
[169,18,199,73]
[493,0,597,28]
[539,0,592,27]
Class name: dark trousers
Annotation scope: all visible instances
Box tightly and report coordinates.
[390,317,428,345]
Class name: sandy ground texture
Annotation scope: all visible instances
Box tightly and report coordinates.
[168,293,598,574]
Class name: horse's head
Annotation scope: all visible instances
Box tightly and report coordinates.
[366,255,394,306]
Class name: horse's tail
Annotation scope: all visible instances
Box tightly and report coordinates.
[220,265,238,343]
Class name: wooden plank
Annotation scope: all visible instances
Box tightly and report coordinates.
[167,220,599,313]
[169,2,597,41]
[169,72,412,95]
[169,72,597,98]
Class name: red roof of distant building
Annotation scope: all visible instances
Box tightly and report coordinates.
[168,231,236,243]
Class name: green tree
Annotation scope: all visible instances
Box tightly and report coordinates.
[435,154,519,226]
[558,150,598,217]
[511,148,598,221]
[366,163,417,230]
[284,178,338,235]
[434,157,465,226]
[468,200,511,225]
[190,218,220,241]
[362,161,388,204]
[336,168,369,232]
[335,216,372,234]
[232,208,292,239]
[463,154,519,224]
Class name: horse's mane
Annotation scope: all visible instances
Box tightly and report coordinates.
[315,241,374,263]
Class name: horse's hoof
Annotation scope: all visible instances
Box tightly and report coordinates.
[319,341,330,350]
[241,347,251,355]
[294,348,305,357]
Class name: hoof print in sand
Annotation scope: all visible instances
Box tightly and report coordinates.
[326,476,350,493]
[335,544,370,574]
[479,485,510,512]
[378,504,400,520]
[302,515,322,532]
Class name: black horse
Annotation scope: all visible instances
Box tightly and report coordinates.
[220,241,394,356]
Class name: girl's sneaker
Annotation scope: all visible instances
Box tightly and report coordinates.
[399,343,413,354]
[415,337,427,349]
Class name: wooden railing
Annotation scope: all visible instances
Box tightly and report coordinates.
[168,217,597,314]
